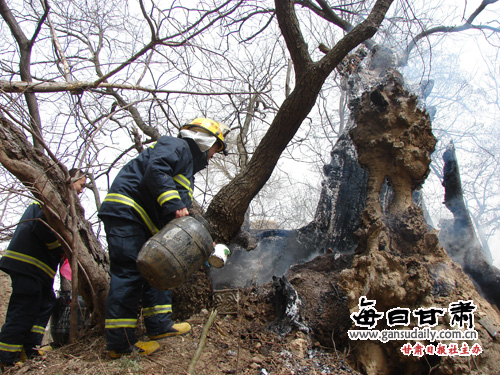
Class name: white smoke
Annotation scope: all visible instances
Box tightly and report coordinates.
[209,230,323,290]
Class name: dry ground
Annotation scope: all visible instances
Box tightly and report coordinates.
[0,269,360,375]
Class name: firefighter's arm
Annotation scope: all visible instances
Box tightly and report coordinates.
[143,138,189,217]
[31,204,63,252]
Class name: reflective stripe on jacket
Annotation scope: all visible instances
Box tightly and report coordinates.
[98,136,205,233]
[0,202,63,287]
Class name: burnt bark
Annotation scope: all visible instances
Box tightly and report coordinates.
[442,143,472,232]
[312,131,368,253]
[0,115,109,327]
[336,69,500,375]
[439,142,500,310]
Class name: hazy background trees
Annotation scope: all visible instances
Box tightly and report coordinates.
[0,0,499,269]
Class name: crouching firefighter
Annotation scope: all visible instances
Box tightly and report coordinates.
[98,118,229,359]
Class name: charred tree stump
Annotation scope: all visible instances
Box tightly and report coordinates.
[439,142,500,310]
[338,69,500,375]
[208,48,500,375]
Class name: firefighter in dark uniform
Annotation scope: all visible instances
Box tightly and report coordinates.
[98,118,229,359]
[0,169,86,370]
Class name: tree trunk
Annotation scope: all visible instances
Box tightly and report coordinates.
[204,0,395,242]
[311,131,368,253]
[336,68,500,374]
[439,142,500,310]
[0,115,109,328]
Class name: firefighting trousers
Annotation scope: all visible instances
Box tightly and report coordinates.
[102,216,174,351]
[0,272,55,363]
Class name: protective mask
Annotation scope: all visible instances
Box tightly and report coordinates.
[180,129,217,153]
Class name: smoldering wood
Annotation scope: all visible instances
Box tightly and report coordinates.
[439,142,500,310]
[205,128,368,341]
[336,65,500,374]
[266,276,310,336]
[207,53,500,374]
[311,131,368,253]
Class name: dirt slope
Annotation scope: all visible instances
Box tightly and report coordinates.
[0,282,360,375]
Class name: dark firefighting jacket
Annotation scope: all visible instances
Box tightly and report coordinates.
[98,136,209,235]
[0,201,63,287]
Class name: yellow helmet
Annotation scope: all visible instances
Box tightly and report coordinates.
[181,118,229,155]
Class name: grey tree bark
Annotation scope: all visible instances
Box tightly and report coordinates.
[0,115,110,328]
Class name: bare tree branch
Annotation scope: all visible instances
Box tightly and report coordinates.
[205,0,395,241]
[94,0,243,85]
[398,0,500,66]
[0,0,50,151]
[275,0,313,79]
[0,79,257,95]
